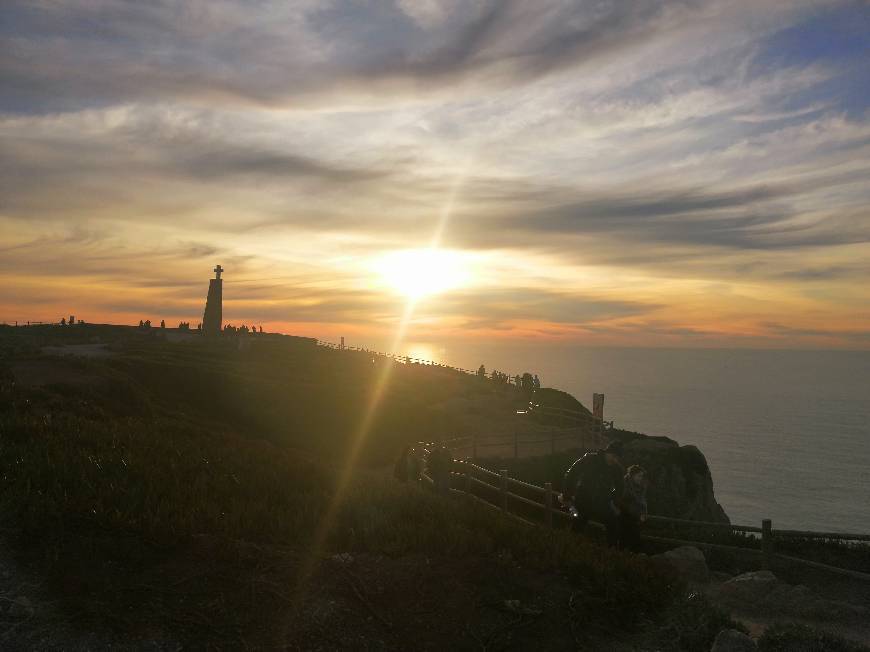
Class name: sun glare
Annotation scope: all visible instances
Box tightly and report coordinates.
[375,248,470,300]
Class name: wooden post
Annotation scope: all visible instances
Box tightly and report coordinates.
[500,469,508,513]
[762,519,773,569]
[514,431,518,459]
[545,482,553,529]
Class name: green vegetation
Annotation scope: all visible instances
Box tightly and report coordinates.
[654,593,747,651]
[758,623,868,652]
[0,325,863,649]
[534,386,589,415]
[0,326,693,647]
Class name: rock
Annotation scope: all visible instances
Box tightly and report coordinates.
[716,571,778,605]
[710,571,732,583]
[9,596,35,618]
[619,434,730,523]
[730,570,777,583]
[330,553,354,565]
[629,438,677,453]
[766,583,868,621]
[655,546,709,583]
[503,600,543,616]
[710,571,868,624]
[711,628,756,651]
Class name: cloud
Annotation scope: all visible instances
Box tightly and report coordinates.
[431,288,657,326]
[0,0,830,112]
[1,0,868,347]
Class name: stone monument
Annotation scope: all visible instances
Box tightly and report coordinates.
[202,264,223,336]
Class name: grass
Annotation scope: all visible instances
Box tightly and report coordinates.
[2,326,862,650]
[653,593,747,651]
[0,327,703,647]
[757,623,868,651]
[0,412,330,547]
[0,406,693,646]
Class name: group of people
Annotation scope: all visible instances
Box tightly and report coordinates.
[561,440,648,551]
[393,444,453,494]
[393,438,648,552]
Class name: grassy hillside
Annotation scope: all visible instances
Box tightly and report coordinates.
[3,325,532,461]
[0,325,851,650]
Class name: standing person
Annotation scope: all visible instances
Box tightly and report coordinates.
[562,440,625,543]
[428,445,453,495]
[393,445,414,483]
[618,465,648,552]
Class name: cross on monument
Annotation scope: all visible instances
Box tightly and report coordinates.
[214,264,223,280]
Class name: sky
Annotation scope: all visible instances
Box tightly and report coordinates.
[2,0,869,358]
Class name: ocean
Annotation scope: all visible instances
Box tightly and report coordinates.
[447,345,870,533]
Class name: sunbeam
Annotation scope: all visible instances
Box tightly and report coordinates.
[290,163,474,602]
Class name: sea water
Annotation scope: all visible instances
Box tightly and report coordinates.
[451,345,870,532]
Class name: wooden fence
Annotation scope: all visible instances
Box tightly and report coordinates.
[441,428,606,461]
[316,339,535,388]
[412,444,870,583]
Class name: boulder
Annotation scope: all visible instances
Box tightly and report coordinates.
[655,546,710,583]
[766,583,868,621]
[710,629,756,652]
[503,599,543,616]
[710,571,868,623]
[9,596,35,618]
[330,553,354,565]
[714,571,778,609]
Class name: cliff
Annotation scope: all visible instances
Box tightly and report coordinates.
[612,429,730,523]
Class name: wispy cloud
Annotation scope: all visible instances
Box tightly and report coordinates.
[1,0,868,347]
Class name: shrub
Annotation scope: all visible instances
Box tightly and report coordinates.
[757,623,868,652]
[653,593,746,651]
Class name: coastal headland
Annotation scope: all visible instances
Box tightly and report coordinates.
[0,323,867,650]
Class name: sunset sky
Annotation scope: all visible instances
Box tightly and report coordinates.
[2,0,869,355]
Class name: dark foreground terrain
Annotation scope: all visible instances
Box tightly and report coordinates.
[0,324,867,650]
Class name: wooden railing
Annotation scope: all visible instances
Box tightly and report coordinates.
[439,430,603,460]
[413,447,870,583]
[315,339,539,389]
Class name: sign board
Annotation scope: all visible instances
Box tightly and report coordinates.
[592,393,605,421]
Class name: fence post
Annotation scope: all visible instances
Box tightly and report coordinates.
[500,469,508,513]
[472,433,478,460]
[514,431,518,459]
[545,482,553,529]
[762,519,773,569]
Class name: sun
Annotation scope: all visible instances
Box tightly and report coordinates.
[374,248,470,300]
